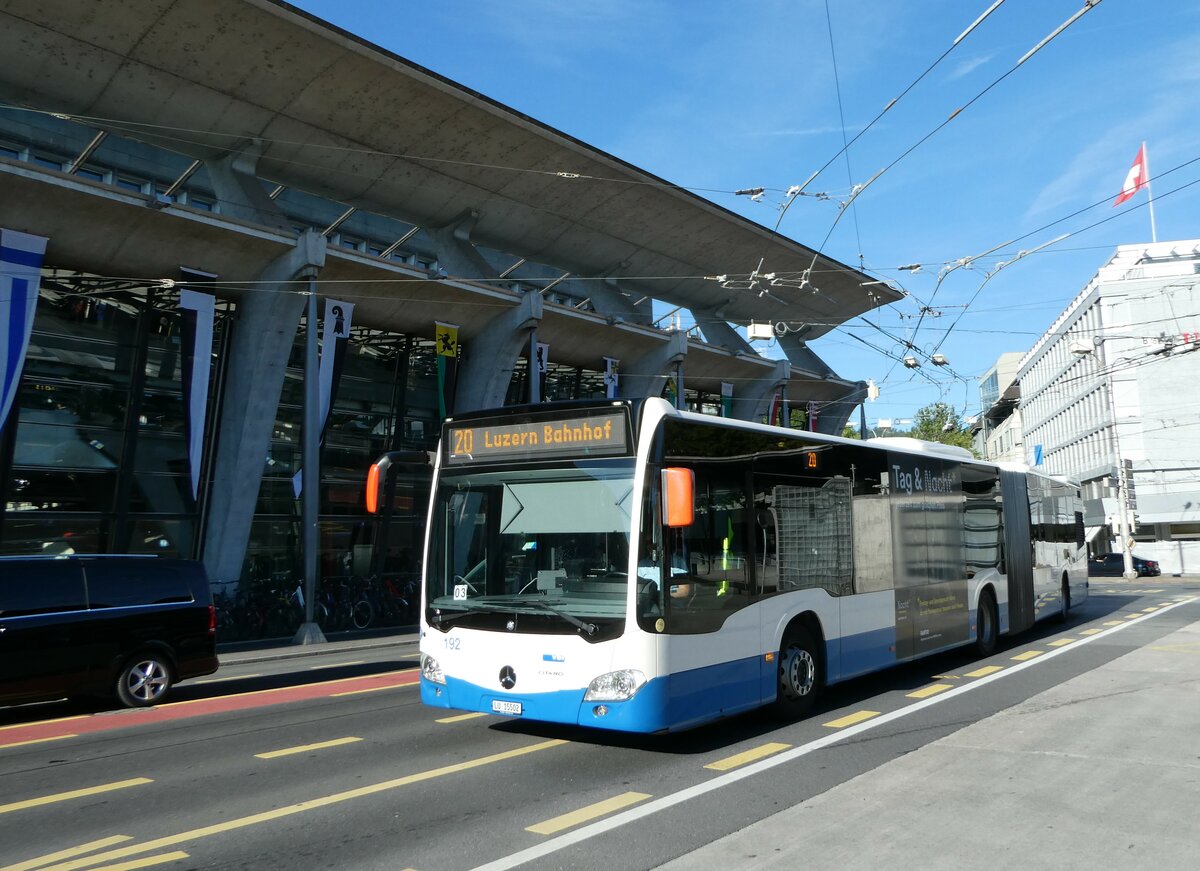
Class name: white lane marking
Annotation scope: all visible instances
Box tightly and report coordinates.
[471,597,1196,871]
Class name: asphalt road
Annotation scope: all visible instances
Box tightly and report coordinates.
[1,579,1196,871]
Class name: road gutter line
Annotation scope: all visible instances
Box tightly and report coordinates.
[471,597,1197,871]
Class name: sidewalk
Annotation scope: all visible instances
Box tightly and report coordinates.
[660,613,1200,871]
[218,627,420,666]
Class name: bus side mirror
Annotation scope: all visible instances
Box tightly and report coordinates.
[662,467,695,528]
[365,450,432,513]
[366,460,385,514]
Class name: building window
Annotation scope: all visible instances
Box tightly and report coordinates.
[32,155,63,171]
[75,166,107,183]
[116,177,146,193]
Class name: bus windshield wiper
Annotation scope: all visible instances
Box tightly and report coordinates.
[428,601,492,625]
[479,596,598,635]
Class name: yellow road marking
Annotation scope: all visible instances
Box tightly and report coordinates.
[1150,643,1200,654]
[1103,621,1123,626]
[0,734,78,751]
[2,836,132,871]
[1142,607,1159,613]
[1125,613,1141,619]
[1079,628,1102,636]
[436,713,488,724]
[16,740,568,871]
[931,674,959,680]
[0,778,152,816]
[255,737,361,759]
[526,792,651,835]
[823,710,880,728]
[964,665,1003,678]
[86,853,188,871]
[704,742,791,771]
[1048,638,1075,647]
[331,682,414,697]
[309,661,365,670]
[192,674,261,685]
[1012,650,1043,661]
[907,683,953,699]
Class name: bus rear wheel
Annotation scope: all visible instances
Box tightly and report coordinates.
[773,625,821,720]
[1056,575,1071,622]
[975,588,998,656]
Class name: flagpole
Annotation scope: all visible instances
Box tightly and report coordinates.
[1143,140,1158,243]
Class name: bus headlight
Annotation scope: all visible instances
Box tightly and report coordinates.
[421,653,446,685]
[584,669,646,701]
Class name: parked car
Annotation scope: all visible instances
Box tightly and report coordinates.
[1088,552,1161,577]
[0,555,218,707]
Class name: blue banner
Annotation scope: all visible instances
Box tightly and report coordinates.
[179,287,216,501]
[0,229,48,433]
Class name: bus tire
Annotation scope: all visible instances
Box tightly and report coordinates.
[773,624,822,720]
[1056,575,1071,623]
[974,588,998,656]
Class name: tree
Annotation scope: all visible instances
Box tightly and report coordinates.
[910,402,976,453]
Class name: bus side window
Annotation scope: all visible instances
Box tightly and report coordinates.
[665,468,752,633]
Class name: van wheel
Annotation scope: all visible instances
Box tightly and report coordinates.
[773,625,822,721]
[975,589,998,656]
[116,654,173,707]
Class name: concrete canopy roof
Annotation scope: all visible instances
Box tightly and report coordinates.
[0,0,900,341]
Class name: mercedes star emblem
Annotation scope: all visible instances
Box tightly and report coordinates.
[499,665,517,689]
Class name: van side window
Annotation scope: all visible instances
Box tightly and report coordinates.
[83,562,193,609]
[0,562,87,616]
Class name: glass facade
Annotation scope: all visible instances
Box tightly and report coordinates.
[0,277,647,641]
[1,282,225,560]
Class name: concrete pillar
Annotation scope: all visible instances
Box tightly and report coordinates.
[203,231,326,586]
[618,331,689,400]
[589,273,649,325]
[811,381,868,436]
[775,333,864,433]
[695,314,755,356]
[427,209,502,280]
[203,140,291,232]
[456,291,544,412]
[731,360,791,422]
[777,332,835,379]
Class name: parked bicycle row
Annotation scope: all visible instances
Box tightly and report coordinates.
[212,573,419,642]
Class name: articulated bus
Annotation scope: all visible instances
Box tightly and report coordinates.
[369,398,1087,733]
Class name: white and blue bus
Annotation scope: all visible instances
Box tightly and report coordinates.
[375,398,1086,733]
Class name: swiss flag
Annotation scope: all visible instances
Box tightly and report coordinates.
[1113,144,1149,206]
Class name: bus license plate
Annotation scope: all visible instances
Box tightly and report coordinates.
[492,699,522,716]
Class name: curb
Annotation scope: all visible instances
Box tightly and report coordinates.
[219,633,420,666]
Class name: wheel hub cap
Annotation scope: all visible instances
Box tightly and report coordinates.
[784,647,814,698]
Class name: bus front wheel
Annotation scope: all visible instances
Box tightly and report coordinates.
[774,625,821,720]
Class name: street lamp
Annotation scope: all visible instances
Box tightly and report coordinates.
[1070,336,1137,580]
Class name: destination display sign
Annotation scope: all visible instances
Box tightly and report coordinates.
[445,410,629,465]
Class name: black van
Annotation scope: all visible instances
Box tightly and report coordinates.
[0,555,218,707]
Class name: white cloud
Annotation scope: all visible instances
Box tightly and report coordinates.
[946,54,994,81]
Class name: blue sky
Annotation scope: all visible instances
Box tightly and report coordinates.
[292,0,1200,425]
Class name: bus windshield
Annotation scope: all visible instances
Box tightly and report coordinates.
[427,461,636,634]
